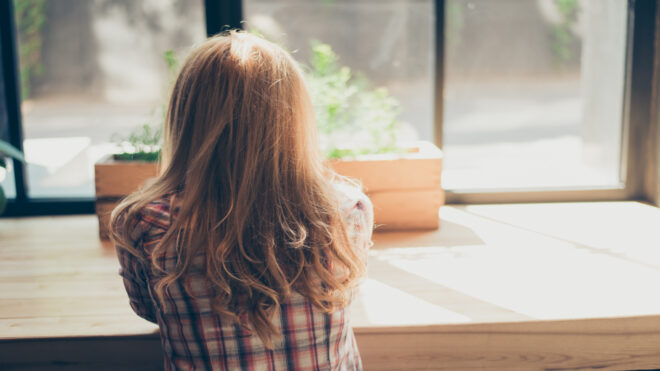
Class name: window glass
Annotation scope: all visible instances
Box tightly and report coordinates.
[0,164,16,200]
[14,0,205,197]
[443,0,628,190]
[243,0,435,156]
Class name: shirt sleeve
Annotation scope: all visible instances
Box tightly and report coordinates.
[114,203,169,324]
[335,182,375,263]
[348,194,374,263]
[116,243,157,323]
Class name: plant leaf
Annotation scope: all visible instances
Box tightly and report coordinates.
[0,140,25,162]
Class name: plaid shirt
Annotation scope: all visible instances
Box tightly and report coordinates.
[115,183,374,370]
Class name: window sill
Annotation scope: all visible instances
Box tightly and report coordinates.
[1,201,659,369]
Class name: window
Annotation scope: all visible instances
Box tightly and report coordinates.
[13,0,205,199]
[1,0,656,216]
[442,0,628,191]
[243,0,434,146]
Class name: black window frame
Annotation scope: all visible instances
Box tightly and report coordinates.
[0,0,657,217]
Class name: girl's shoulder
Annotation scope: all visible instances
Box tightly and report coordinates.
[333,181,374,229]
[114,193,176,247]
[333,181,371,207]
[137,195,174,232]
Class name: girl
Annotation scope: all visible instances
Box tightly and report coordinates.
[111,31,374,371]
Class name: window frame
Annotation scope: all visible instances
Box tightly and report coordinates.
[439,0,657,204]
[0,0,657,217]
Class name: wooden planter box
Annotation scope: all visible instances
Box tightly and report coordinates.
[328,141,444,231]
[94,156,159,240]
[95,141,443,239]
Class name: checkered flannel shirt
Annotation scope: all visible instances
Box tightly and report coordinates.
[115,183,374,370]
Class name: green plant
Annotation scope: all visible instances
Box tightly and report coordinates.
[164,50,179,82]
[0,140,26,214]
[550,0,580,65]
[112,42,405,162]
[446,1,466,51]
[111,124,161,162]
[305,42,403,159]
[111,50,179,162]
[14,0,47,99]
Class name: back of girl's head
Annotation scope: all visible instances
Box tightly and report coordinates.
[161,31,320,188]
[111,31,365,347]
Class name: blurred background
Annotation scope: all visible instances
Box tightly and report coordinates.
[1,0,628,198]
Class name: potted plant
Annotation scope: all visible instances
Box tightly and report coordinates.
[306,43,444,231]
[0,140,26,215]
[95,43,443,239]
[94,51,177,239]
[94,124,160,239]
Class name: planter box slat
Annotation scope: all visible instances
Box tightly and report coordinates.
[369,188,445,231]
[95,160,159,198]
[95,156,158,239]
[328,142,444,230]
[95,200,120,240]
[327,143,443,193]
[329,157,442,193]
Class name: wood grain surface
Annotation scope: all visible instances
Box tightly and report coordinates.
[94,158,159,198]
[327,143,443,193]
[369,189,445,230]
[2,201,660,370]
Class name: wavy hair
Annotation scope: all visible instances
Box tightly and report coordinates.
[110,31,366,347]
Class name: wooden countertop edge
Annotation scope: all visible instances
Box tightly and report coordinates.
[3,313,659,343]
[353,314,660,334]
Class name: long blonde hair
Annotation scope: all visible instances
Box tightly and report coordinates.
[110,31,366,346]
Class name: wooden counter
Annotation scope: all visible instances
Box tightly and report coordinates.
[2,202,660,370]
